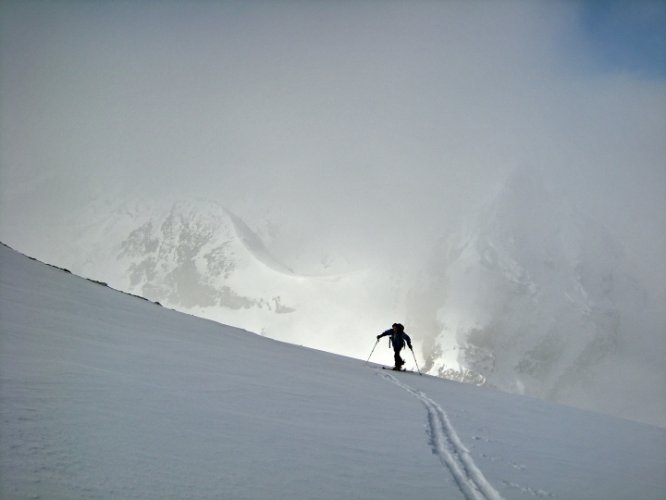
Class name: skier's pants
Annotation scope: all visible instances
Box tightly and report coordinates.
[393,349,404,368]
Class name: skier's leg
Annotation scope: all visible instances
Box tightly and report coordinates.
[393,350,404,369]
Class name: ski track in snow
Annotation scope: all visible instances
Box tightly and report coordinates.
[382,372,503,500]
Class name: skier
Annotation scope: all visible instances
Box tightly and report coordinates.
[377,323,413,371]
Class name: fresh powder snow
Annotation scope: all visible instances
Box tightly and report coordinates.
[1,242,665,499]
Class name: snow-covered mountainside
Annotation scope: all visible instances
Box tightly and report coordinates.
[1,169,662,428]
[18,198,401,361]
[419,168,663,425]
[1,242,665,499]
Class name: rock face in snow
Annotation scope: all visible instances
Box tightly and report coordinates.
[116,201,295,312]
[50,199,294,317]
[421,168,647,410]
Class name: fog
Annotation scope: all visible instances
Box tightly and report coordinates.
[1,1,663,266]
[1,0,665,427]
[1,1,665,360]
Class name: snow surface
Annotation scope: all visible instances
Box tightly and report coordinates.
[1,243,665,499]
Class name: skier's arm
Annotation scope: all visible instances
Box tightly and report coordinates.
[376,329,392,340]
[404,332,413,350]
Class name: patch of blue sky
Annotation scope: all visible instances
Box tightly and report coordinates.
[578,0,665,77]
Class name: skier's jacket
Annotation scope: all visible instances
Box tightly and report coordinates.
[378,329,412,351]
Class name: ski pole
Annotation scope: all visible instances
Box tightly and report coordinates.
[409,347,422,375]
[365,339,379,365]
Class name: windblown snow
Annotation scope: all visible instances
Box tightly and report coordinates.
[1,243,665,499]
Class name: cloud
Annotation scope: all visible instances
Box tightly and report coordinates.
[0,0,664,274]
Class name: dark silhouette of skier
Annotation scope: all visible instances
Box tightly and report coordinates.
[377,323,413,370]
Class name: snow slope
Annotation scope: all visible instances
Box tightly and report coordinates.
[0,197,402,362]
[1,243,665,499]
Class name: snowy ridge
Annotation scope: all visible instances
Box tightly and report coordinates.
[2,242,666,498]
[2,197,402,361]
[223,207,296,276]
[382,372,503,500]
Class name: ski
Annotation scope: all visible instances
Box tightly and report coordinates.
[365,363,422,375]
[381,366,413,373]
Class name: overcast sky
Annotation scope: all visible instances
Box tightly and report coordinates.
[1,0,664,287]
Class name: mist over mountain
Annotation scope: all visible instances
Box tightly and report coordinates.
[0,0,664,439]
[1,167,663,427]
[1,196,400,360]
[414,168,664,425]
